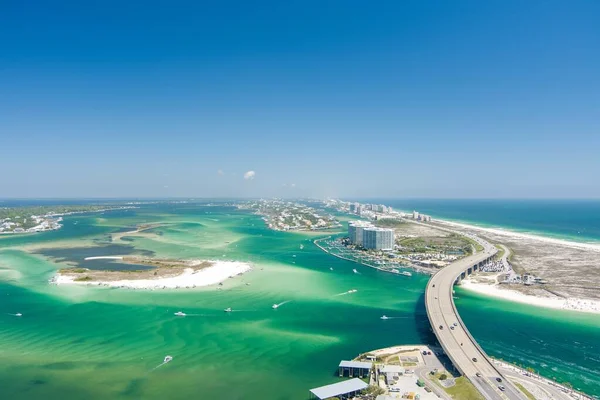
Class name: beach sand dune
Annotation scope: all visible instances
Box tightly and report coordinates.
[52,260,251,290]
[428,220,600,312]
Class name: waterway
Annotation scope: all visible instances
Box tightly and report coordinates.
[0,201,598,399]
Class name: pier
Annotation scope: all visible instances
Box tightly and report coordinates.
[425,235,527,400]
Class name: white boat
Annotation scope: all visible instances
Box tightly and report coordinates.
[300,244,304,250]
[272,304,279,309]
[401,271,412,277]
[224,307,232,313]
[164,355,173,363]
[352,269,358,274]
[174,311,186,316]
[380,315,390,320]
[329,267,334,271]
[391,269,400,274]
[14,313,22,317]
[292,255,296,258]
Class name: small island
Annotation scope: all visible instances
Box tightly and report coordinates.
[51,256,252,289]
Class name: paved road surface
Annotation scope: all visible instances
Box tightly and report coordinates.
[425,236,527,400]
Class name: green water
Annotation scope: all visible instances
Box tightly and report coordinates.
[0,203,598,399]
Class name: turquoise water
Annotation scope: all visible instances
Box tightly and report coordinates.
[456,289,600,395]
[0,201,599,398]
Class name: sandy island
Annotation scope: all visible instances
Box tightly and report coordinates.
[51,256,252,289]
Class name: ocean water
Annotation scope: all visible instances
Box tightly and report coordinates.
[0,201,599,398]
[359,199,600,243]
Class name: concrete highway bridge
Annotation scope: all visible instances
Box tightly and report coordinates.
[425,236,527,400]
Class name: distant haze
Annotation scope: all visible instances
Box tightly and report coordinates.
[1,1,598,199]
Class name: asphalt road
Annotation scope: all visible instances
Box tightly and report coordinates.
[425,236,527,400]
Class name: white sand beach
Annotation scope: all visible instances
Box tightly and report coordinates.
[434,219,600,253]
[52,260,252,289]
[460,278,600,314]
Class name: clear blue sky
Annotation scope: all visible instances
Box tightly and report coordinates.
[1,0,598,199]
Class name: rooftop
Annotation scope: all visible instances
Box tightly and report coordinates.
[380,365,405,373]
[339,360,373,369]
[310,378,368,399]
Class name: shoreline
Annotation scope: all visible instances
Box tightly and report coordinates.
[459,277,600,315]
[0,206,138,236]
[430,218,600,253]
[388,208,600,314]
[51,260,252,289]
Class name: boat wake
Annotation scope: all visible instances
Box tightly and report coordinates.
[150,355,173,372]
[173,311,207,317]
[333,289,358,296]
[272,300,291,309]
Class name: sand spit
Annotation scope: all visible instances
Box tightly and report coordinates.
[51,260,252,289]
[460,277,600,314]
[427,218,600,302]
[434,219,600,253]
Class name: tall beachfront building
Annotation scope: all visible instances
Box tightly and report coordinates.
[362,227,395,250]
[347,221,373,246]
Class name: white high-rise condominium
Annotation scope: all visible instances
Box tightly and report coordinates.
[362,227,395,250]
[347,221,373,245]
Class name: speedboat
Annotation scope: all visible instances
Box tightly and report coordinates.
[292,255,296,258]
[164,355,173,363]
[14,313,22,317]
[348,289,357,293]
[272,304,279,309]
[300,244,304,250]
[352,269,358,274]
[174,311,186,316]
[329,267,334,271]
[224,307,232,313]
[401,271,412,277]
[381,315,390,320]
